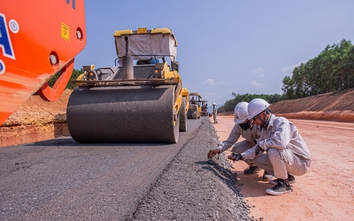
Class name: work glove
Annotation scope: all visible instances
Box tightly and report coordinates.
[207,149,220,159]
[228,153,243,162]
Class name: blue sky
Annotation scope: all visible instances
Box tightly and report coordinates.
[74,0,354,105]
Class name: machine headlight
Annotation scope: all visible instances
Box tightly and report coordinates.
[87,70,98,80]
[152,69,162,78]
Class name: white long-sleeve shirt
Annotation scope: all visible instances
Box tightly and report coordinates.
[217,123,260,153]
[212,105,217,114]
[242,114,312,165]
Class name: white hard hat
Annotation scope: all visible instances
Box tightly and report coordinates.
[248,98,270,120]
[234,102,249,124]
[212,102,216,105]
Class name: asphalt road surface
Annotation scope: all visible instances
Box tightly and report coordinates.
[0,117,252,221]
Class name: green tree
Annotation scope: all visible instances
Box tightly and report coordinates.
[282,39,354,99]
[220,93,285,113]
[48,68,83,90]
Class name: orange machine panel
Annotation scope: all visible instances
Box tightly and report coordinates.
[0,0,86,125]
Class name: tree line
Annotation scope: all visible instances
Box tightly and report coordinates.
[219,38,354,112]
[219,93,284,113]
[282,39,354,99]
[48,68,83,90]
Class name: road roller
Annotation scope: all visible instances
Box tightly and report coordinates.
[187,92,202,119]
[67,27,188,143]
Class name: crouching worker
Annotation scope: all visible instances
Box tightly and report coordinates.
[207,102,272,181]
[230,98,312,196]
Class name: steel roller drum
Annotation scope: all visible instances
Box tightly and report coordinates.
[67,85,179,143]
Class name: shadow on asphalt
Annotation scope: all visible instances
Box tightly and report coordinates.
[25,136,169,147]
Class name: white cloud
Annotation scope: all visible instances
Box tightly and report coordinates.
[203,79,229,85]
[203,79,215,85]
[219,81,229,85]
[252,68,265,78]
[281,61,306,75]
[250,80,266,87]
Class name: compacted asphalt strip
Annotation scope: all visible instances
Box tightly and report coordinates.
[0,117,252,221]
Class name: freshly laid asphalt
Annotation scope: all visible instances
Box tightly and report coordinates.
[0,117,253,220]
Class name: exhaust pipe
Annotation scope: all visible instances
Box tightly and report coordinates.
[122,36,134,80]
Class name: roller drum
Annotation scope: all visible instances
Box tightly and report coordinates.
[67,85,179,143]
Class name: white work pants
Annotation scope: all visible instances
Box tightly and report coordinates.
[254,148,310,179]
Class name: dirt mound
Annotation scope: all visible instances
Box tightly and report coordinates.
[0,90,72,147]
[270,88,354,122]
[219,88,354,122]
[271,89,354,112]
[3,89,72,126]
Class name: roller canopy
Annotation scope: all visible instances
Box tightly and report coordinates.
[114,28,177,61]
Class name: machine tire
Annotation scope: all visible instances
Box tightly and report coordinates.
[172,110,180,143]
[187,111,193,119]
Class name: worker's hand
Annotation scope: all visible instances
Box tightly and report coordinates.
[228,153,243,161]
[208,149,220,159]
[255,145,264,156]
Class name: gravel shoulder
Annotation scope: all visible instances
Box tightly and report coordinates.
[129,117,254,220]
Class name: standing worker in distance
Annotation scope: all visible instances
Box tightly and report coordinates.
[212,102,218,124]
[231,98,312,196]
[207,102,272,180]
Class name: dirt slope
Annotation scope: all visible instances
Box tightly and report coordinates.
[0,90,72,147]
[269,88,354,122]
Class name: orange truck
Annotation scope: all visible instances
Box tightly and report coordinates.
[0,0,86,125]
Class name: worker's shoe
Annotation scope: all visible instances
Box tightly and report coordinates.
[287,173,296,184]
[262,171,273,181]
[266,179,293,196]
[243,166,261,175]
[269,173,296,185]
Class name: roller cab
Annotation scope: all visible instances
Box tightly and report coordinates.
[67,28,187,143]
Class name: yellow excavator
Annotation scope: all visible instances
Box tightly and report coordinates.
[67,28,188,143]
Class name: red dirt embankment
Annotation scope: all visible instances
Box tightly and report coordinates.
[219,88,354,122]
[0,90,72,147]
[270,89,354,122]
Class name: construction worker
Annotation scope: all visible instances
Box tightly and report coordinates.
[212,102,218,123]
[207,102,272,180]
[230,98,312,196]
